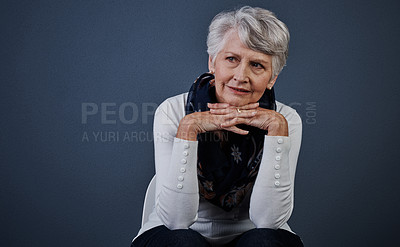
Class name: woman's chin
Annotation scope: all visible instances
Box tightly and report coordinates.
[224,99,250,107]
[216,94,255,106]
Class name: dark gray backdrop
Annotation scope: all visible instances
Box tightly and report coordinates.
[2,0,400,246]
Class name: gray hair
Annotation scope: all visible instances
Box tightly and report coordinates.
[207,6,290,78]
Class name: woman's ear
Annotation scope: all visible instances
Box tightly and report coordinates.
[208,55,215,73]
[267,75,278,89]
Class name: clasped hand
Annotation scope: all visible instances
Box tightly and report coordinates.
[177,102,288,141]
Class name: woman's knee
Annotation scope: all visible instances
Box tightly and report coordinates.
[234,228,303,247]
[167,229,210,247]
[132,226,210,247]
[235,228,282,247]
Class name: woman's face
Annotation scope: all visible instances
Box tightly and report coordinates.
[209,31,277,107]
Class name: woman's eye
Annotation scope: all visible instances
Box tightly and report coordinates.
[252,62,264,68]
[226,57,236,62]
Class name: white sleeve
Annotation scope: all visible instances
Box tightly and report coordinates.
[153,101,200,230]
[249,109,302,229]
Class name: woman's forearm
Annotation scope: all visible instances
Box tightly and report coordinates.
[153,105,200,229]
[156,138,200,229]
[249,135,293,229]
[249,110,302,229]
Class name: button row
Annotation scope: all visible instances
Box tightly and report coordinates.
[275,138,283,187]
[177,144,190,189]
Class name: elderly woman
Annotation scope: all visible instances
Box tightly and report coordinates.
[132,6,303,247]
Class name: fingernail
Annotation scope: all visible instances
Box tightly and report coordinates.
[252,111,257,115]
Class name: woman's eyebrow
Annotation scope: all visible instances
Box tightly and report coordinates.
[251,58,270,65]
[222,51,239,57]
[222,51,269,64]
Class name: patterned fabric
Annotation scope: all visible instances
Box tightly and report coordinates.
[185,73,276,211]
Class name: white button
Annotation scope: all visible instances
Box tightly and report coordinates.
[184,143,190,149]
[178,176,184,181]
[180,167,186,173]
[277,138,283,144]
[274,181,280,187]
[275,173,281,179]
[181,159,187,164]
[275,156,281,161]
[183,151,188,156]
[276,147,282,153]
[274,164,281,170]
[177,184,183,189]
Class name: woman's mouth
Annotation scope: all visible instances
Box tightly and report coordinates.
[228,86,251,94]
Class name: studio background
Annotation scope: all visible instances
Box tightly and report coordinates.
[1,0,400,246]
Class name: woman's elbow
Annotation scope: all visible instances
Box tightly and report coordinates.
[156,207,197,229]
[163,218,197,230]
[250,210,290,229]
[249,199,293,229]
[155,200,198,230]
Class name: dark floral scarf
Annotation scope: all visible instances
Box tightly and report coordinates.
[185,73,276,211]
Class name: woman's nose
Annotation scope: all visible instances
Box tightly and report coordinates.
[233,63,250,83]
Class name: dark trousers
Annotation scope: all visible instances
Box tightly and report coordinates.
[131,225,304,247]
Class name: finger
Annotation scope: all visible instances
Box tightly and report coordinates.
[222,111,258,122]
[221,116,253,128]
[207,103,230,109]
[221,118,240,128]
[209,108,231,115]
[208,102,259,109]
[224,126,249,135]
[211,108,257,117]
[236,110,257,118]
[236,102,259,110]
